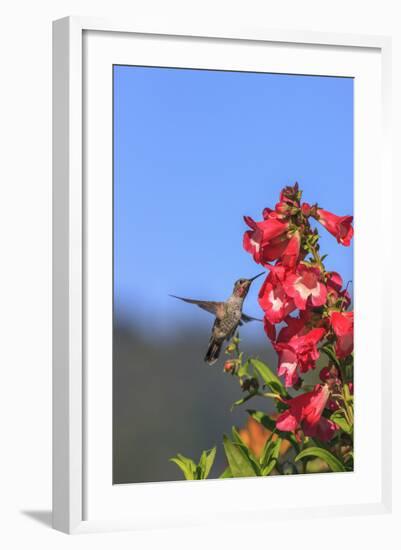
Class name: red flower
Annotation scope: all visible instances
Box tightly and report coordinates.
[263,317,276,342]
[276,384,337,441]
[326,271,351,309]
[304,416,338,441]
[301,202,311,216]
[282,231,301,268]
[330,311,354,358]
[315,208,353,246]
[243,207,301,267]
[283,264,327,310]
[258,265,295,324]
[243,214,290,265]
[274,201,292,218]
[273,316,326,387]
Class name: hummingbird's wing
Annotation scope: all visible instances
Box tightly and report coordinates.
[241,313,263,323]
[170,295,225,319]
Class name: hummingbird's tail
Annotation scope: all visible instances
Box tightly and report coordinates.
[204,338,223,366]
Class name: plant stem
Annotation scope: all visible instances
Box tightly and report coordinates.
[306,238,325,272]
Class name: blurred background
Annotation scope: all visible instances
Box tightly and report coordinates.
[113,66,353,484]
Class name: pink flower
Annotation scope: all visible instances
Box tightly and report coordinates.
[330,311,354,358]
[315,208,353,246]
[283,264,327,310]
[276,384,337,441]
[258,265,295,324]
[273,316,326,387]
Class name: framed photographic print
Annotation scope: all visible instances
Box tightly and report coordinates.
[52,17,392,533]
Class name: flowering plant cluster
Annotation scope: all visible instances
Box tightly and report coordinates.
[171,183,354,479]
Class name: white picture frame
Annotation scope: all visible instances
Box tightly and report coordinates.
[52,16,392,534]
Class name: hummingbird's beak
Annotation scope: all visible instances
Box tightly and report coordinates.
[248,271,265,283]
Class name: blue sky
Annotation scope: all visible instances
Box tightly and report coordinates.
[113,66,353,338]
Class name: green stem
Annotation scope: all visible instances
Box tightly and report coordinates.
[306,240,325,272]
[261,392,285,401]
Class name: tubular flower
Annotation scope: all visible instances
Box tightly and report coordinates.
[276,384,337,441]
[238,182,353,455]
[314,208,354,246]
[281,230,301,268]
[243,214,290,265]
[263,317,277,342]
[258,265,295,324]
[273,316,326,387]
[330,311,354,358]
[283,264,327,310]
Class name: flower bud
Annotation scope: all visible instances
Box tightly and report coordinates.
[275,201,291,215]
[327,399,340,412]
[241,377,259,392]
[223,360,235,374]
[301,202,311,216]
[319,365,339,382]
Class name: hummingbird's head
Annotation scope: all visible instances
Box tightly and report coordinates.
[233,272,264,298]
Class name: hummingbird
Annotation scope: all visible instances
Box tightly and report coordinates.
[170,272,264,365]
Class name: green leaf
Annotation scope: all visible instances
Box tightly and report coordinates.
[231,427,261,471]
[330,411,352,434]
[231,426,243,445]
[230,390,259,411]
[248,410,300,453]
[198,450,207,475]
[260,437,282,476]
[260,438,276,467]
[321,344,340,367]
[343,384,353,404]
[202,447,217,479]
[305,457,331,474]
[270,437,282,464]
[219,466,232,479]
[237,360,250,378]
[222,435,258,477]
[294,447,346,472]
[170,455,198,480]
[176,453,197,474]
[171,447,217,480]
[250,358,289,397]
[248,409,276,431]
[261,462,277,476]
